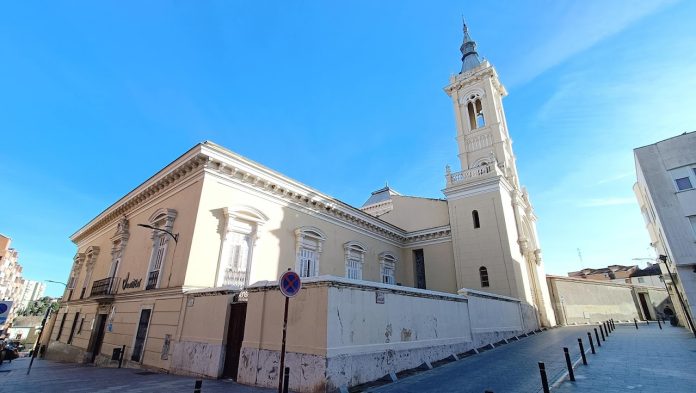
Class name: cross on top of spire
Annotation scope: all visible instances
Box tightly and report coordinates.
[460,19,482,73]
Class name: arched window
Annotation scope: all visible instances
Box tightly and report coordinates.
[467,102,477,130]
[479,266,489,287]
[145,208,177,290]
[109,216,130,280]
[344,241,367,280]
[475,99,485,127]
[472,210,480,229]
[295,227,326,278]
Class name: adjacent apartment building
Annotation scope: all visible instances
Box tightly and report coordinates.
[634,131,696,331]
[1,234,25,332]
[46,24,556,386]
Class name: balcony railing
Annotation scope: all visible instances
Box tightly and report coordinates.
[146,270,159,290]
[223,268,247,290]
[90,277,121,297]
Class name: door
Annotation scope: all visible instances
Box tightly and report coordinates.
[638,293,652,320]
[413,249,426,289]
[222,303,247,380]
[131,309,152,362]
[88,314,108,363]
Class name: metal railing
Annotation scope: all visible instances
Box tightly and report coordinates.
[90,277,120,297]
[146,270,159,290]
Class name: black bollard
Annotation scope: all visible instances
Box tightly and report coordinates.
[657,317,663,330]
[611,319,615,329]
[599,324,605,341]
[563,347,575,381]
[594,328,602,347]
[539,362,550,393]
[283,367,290,393]
[587,332,596,354]
[578,338,587,365]
[646,318,650,326]
[194,380,202,393]
[605,321,610,336]
[118,345,126,368]
[634,318,639,329]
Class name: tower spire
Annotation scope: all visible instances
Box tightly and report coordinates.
[460,20,482,73]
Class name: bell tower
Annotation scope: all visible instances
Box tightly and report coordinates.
[443,22,556,327]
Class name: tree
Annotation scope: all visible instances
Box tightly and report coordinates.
[19,297,60,317]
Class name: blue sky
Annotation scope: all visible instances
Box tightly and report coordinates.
[1,1,694,297]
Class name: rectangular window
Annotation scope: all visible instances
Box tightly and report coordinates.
[299,248,316,278]
[56,312,68,342]
[381,264,395,285]
[675,177,693,191]
[346,258,362,280]
[67,312,80,344]
[637,277,645,283]
[689,216,696,239]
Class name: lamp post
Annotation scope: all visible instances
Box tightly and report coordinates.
[136,224,178,244]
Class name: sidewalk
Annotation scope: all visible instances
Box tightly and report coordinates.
[554,322,696,392]
[0,357,275,393]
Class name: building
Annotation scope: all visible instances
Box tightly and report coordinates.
[0,234,25,333]
[17,280,46,312]
[569,264,638,281]
[634,131,696,331]
[46,24,556,390]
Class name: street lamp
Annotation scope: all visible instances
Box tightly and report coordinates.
[44,280,67,287]
[137,223,178,244]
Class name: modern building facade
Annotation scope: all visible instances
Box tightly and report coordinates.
[634,131,696,331]
[17,280,46,312]
[46,24,556,388]
[0,234,25,332]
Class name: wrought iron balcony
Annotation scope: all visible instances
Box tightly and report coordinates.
[90,277,121,297]
[146,270,159,290]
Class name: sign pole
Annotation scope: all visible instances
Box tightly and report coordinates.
[278,295,289,393]
[27,306,52,375]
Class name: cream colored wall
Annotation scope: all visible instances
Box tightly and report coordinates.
[447,188,523,300]
[243,285,329,356]
[69,178,204,299]
[379,196,449,231]
[187,176,409,289]
[401,242,457,293]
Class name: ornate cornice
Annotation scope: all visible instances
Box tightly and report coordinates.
[71,151,208,244]
[71,142,454,249]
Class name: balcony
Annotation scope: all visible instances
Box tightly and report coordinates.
[90,277,120,298]
[146,270,159,290]
[446,162,504,187]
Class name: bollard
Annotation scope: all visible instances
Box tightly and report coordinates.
[594,328,602,347]
[538,362,550,393]
[604,321,610,336]
[657,317,663,330]
[283,367,290,393]
[587,332,596,354]
[646,318,650,326]
[634,318,639,329]
[194,380,202,393]
[609,320,613,332]
[599,324,605,341]
[611,319,615,330]
[578,338,587,365]
[563,347,575,381]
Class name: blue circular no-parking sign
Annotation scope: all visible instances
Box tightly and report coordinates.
[0,303,8,314]
[279,270,302,298]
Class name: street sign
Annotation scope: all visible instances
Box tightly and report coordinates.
[0,301,13,324]
[279,270,302,298]
[277,270,301,393]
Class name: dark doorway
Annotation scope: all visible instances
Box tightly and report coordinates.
[413,249,426,289]
[638,293,652,320]
[87,314,108,363]
[222,302,247,380]
[131,309,152,362]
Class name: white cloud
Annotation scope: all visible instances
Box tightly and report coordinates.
[577,197,636,207]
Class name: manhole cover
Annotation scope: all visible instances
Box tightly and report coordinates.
[136,371,157,375]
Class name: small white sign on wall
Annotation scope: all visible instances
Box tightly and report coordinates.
[375,292,385,304]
